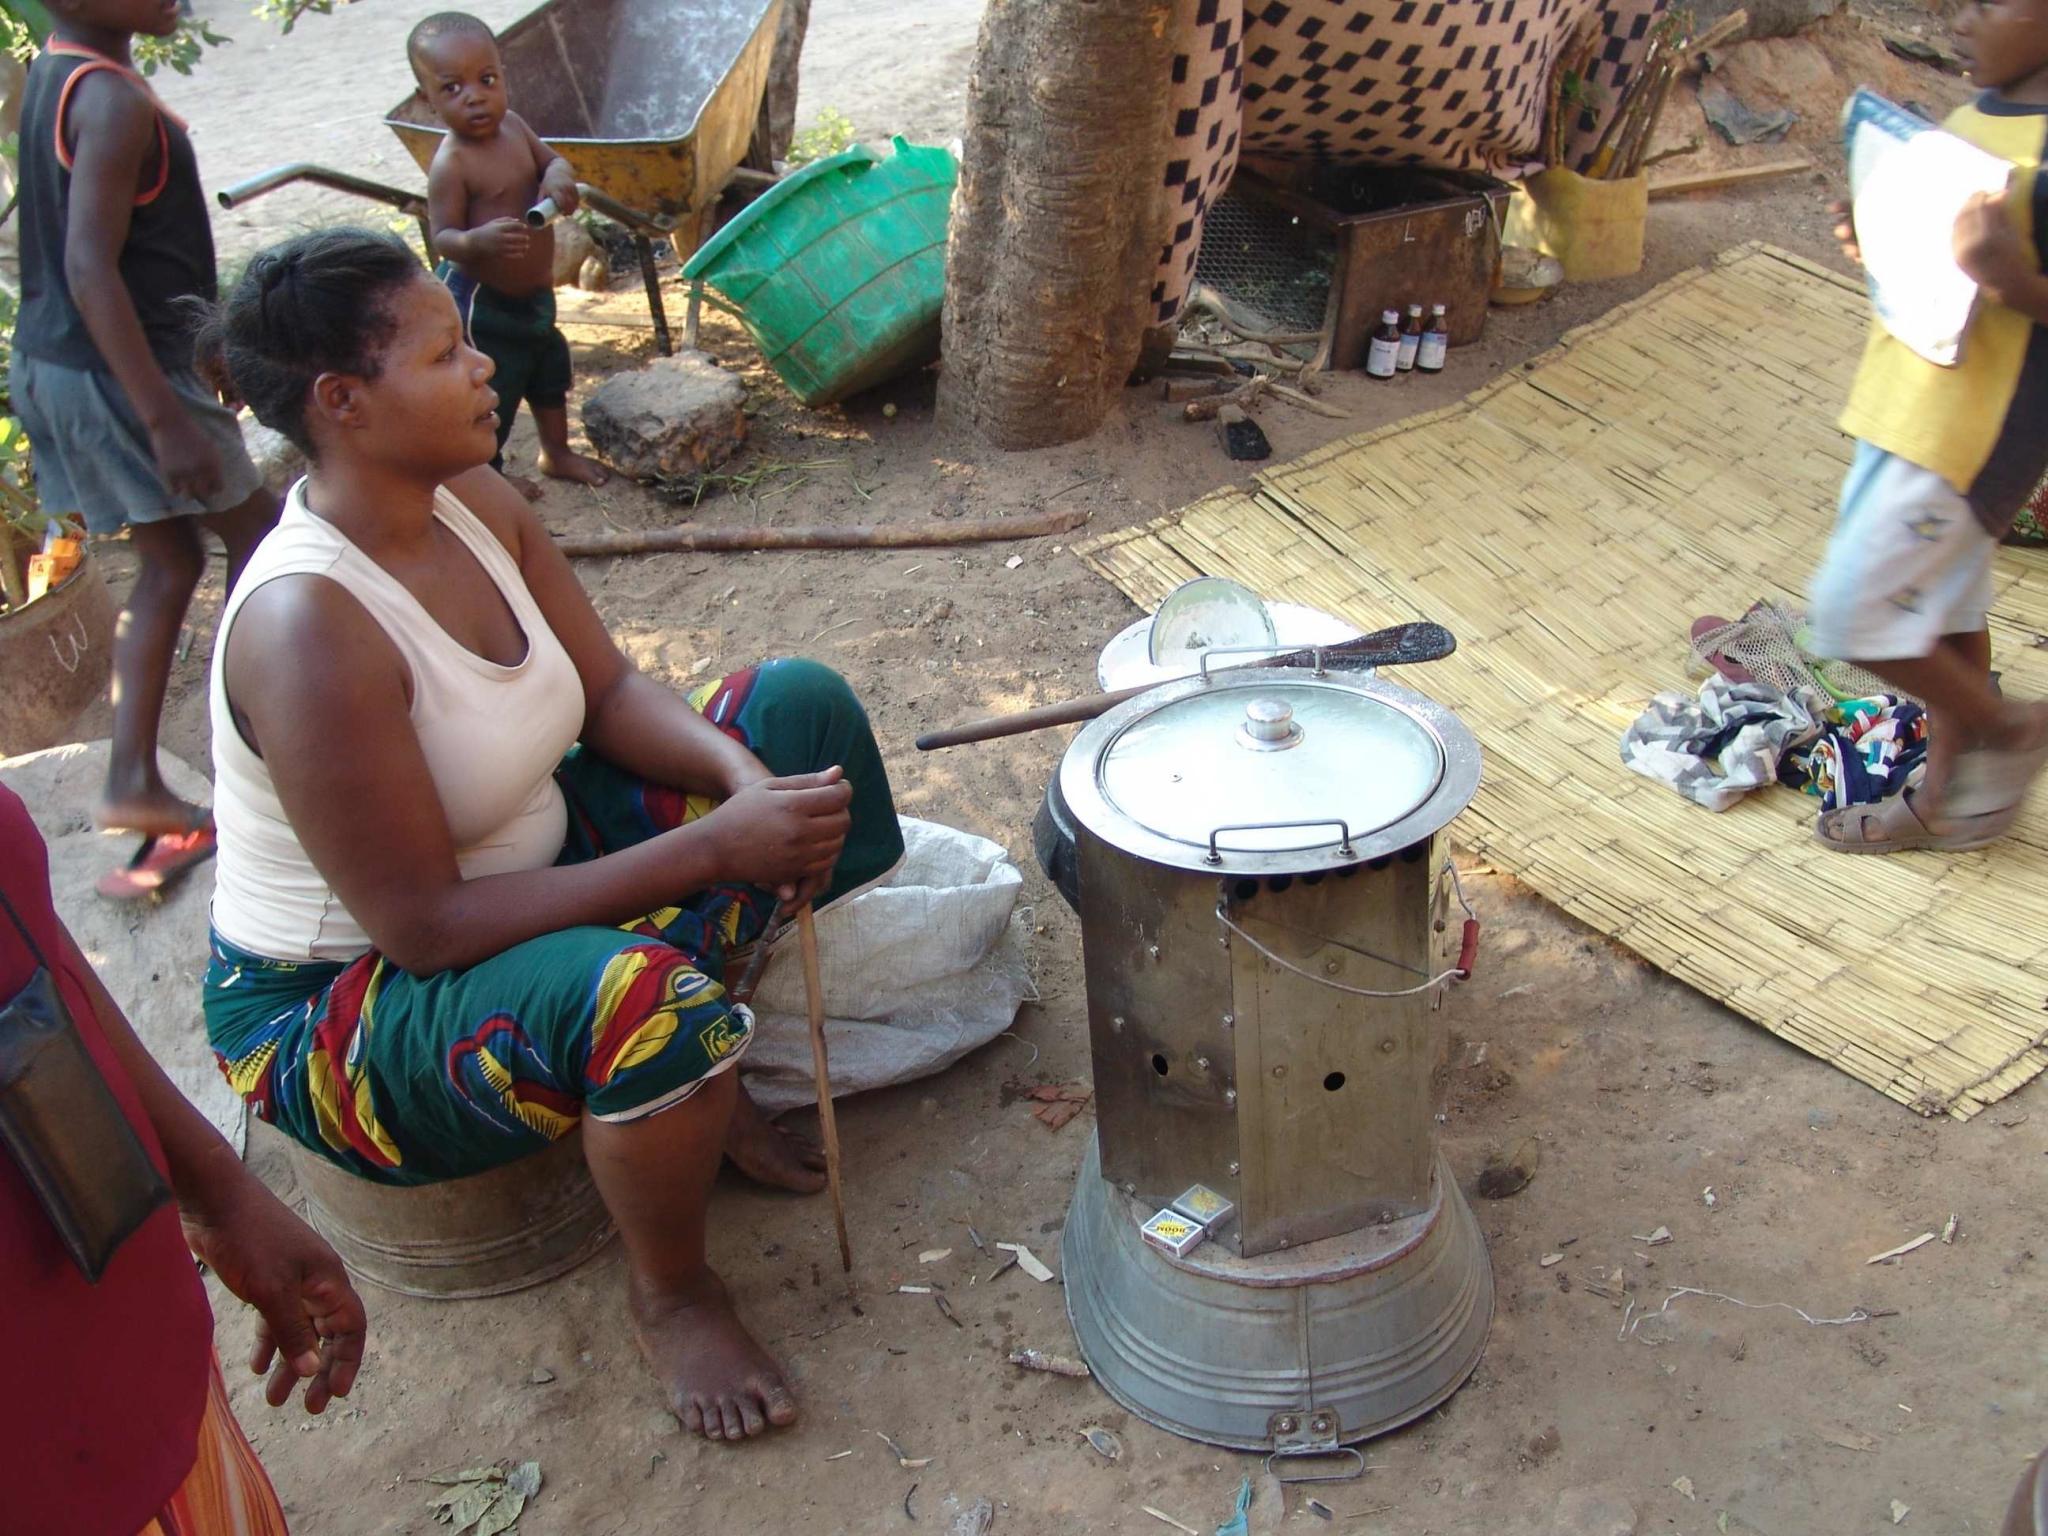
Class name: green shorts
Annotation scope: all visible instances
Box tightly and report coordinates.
[203,659,903,1186]
[441,264,573,458]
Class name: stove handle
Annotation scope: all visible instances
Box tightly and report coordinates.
[1204,817,1354,865]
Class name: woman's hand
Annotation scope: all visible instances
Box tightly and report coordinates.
[180,1168,369,1415]
[703,766,853,903]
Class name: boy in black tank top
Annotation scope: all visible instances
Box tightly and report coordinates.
[9,0,280,899]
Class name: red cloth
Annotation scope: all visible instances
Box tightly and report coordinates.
[0,784,213,1535]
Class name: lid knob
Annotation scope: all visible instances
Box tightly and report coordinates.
[1239,697,1303,751]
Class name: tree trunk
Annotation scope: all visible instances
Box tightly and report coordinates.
[744,0,810,172]
[938,0,1179,450]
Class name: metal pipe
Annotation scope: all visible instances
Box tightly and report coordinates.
[216,163,429,220]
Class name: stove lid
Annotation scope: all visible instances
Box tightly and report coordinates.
[1060,667,1480,874]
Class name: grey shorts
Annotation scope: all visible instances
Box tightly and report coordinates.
[9,350,264,536]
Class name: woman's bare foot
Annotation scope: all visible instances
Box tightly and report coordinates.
[93,786,211,840]
[723,1083,828,1193]
[630,1266,798,1440]
[502,471,545,502]
[540,447,611,487]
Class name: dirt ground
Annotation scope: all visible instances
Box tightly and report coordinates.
[56,2,2048,1532]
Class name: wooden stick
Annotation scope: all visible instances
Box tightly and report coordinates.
[1649,155,1812,199]
[797,903,852,1275]
[554,505,1090,557]
[1678,8,1749,56]
[914,619,1456,750]
[1627,62,1679,176]
[1183,376,1269,421]
[1266,381,1349,419]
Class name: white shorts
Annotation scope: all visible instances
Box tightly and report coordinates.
[1807,442,1996,662]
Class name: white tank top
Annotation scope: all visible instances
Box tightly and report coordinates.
[209,479,585,962]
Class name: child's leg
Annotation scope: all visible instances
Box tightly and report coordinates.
[1810,447,2048,842]
[199,484,282,597]
[98,516,208,836]
[532,403,611,486]
[529,328,609,486]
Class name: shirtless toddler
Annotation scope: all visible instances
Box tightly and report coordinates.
[407,12,608,495]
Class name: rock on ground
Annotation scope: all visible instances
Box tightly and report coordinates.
[0,740,244,1151]
[1695,0,1841,39]
[1551,1483,1640,1536]
[552,218,605,290]
[580,351,748,480]
[240,415,306,498]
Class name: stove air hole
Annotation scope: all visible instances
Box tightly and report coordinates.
[1324,1071,1346,1091]
[1152,1053,1170,1077]
[1233,879,1259,901]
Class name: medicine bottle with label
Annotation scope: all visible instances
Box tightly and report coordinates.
[1396,304,1424,372]
[1416,304,1449,373]
[1366,309,1402,379]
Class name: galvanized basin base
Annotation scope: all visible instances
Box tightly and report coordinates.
[1062,1133,1492,1451]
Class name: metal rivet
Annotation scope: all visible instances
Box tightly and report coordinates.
[1224,1087,1237,1106]
[1112,1015,1126,1033]
[1276,1416,1297,1434]
[1380,1038,1397,1054]
[1196,1055,1211,1070]
[1324,958,1341,975]
[1272,1065,1286,1078]
[1311,1414,1333,1434]
[1221,1013,1235,1028]
[1148,944,1161,960]
[1122,1182,1136,1196]
[1227,1160,1240,1175]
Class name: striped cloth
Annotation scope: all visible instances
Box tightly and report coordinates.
[138,1351,289,1536]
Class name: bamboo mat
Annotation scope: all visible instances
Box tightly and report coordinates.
[1081,243,2048,1119]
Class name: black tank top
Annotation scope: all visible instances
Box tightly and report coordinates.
[11,42,217,374]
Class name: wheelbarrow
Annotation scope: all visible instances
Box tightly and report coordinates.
[383,0,784,251]
[217,0,786,356]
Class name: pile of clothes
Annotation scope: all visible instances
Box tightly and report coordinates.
[1622,675,1927,814]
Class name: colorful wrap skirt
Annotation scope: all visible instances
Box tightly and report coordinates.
[203,659,902,1187]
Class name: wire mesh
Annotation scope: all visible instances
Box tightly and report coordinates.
[1194,190,1334,337]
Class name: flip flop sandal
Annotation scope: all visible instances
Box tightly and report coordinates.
[95,825,218,902]
[1814,792,2016,855]
[1688,614,1755,685]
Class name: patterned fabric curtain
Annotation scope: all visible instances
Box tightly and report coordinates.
[1151,0,1668,326]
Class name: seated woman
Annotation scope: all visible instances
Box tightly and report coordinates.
[197,229,904,1443]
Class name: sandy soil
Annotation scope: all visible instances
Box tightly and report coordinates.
[55,2,2048,1533]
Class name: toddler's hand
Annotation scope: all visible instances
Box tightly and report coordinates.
[473,216,532,262]
[544,172,581,216]
[1828,198,1861,267]
[1953,187,2028,298]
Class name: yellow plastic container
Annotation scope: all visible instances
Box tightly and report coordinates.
[1504,169,1648,283]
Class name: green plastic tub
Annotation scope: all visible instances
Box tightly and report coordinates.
[683,137,956,407]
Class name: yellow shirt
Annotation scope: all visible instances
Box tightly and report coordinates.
[1839,94,2048,531]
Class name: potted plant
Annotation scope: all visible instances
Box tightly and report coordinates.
[0,291,117,758]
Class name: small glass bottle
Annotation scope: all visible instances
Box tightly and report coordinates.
[1416,304,1449,373]
[1366,309,1402,379]
[1395,304,1425,372]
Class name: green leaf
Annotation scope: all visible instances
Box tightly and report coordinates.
[473,1490,527,1536]
[505,1462,542,1499]
[447,1483,498,1533]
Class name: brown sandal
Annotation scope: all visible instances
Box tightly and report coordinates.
[1814,791,2016,855]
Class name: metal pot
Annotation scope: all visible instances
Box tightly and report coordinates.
[1053,662,1494,1453]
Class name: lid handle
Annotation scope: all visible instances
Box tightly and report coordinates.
[1205,817,1356,866]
